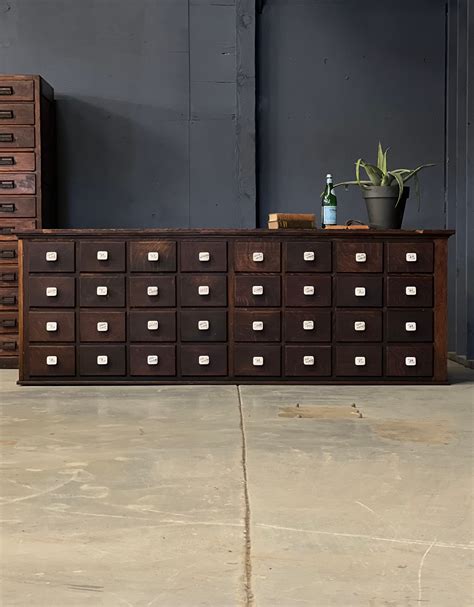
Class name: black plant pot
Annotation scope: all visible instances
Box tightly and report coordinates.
[362,186,409,229]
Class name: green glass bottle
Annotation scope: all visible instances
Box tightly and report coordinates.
[321,173,337,228]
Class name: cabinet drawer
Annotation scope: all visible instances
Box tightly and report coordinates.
[335,242,383,272]
[386,309,433,342]
[386,276,433,307]
[180,241,227,272]
[285,345,332,376]
[79,241,126,272]
[285,309,331,342]
[0,286,17,309]
[0,152,35,172]
[387,242,433,273]
[234,275,280,307]
[28,241,75,273]
[0,239,17,263]
[0,311,18,333]
[129,240,176,272]
[386,345,433,376]
[285,274,332,307]
[285,241,332,272]
[79,345,126,376]
[234,344,281,376]
[0,266,18,286]
[180,309,227,342]
[79,275,125,308]
[335,275,383,307]
[80,311,126,342]
[181,344,228,376]
[0,334,18,355]
[0,103,34,125]
[129,310,176,342]
[28,345,76,376]
[0,197,35,217]
[130,345,176,376]
[30,276,75,307]
[129,276,176,308]
[234,241,281,272]
[0,126,35,148]
[335,310,383,342]
[0,80,34,101]
[234,310,280,342]
[335,344,383,376]
[180,275,227,307]
[29,311,75,342]
[0,218,36,234]
[0,173,35,194]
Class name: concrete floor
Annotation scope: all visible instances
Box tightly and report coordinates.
[1,364,473,607]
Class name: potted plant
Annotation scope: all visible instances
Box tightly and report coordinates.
[334,143,435,229]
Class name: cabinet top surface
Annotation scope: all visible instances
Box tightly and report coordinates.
[17,228,455,240]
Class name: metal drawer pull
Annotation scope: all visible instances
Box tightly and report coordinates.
[252,321,264,331]
[198,320,209,331]
[405,322,417,332]
[198,285,210,296]
[355,252,367,263]
[253,251,264,262]
[46,355,57,366]
[0,296,16,305]
[199,355,210,366]
[1,318,16,328]
[0,180,14,189]
[46,287,57,297]
[406,286,417,296]
[0,110,13,119]
[0,86,13,96]
[96,286,108,296]
[0,133,13,143]
[147,286,158,296]
[355,356,366,366]
[199,251,210,262]
[46,322,57,332]
[1,341,16,351]
[354,321,366,331]
[304,251,315,261]
[303,355,315,366]
[303,285,315,296]
[303,320,314,331]
[147,251,159,262]
[253,356,264,366]
[0,203,15,212]
[97,355,108,366]
[0,249,15,259]
[97,322,108,332]
[405,356,417,367]
[252,285,263,296]
[96,250,108,260]
[147,320,159,331]
[147,355,159,366]
[406,252,417,262]
[0,227,14,234]
[45,251,57,262]
[355,287,366,297]
[0,156,14,166]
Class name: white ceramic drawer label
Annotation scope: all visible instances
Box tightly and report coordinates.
[46,287,57,297]
[45,251,57,262]
[252,285,264,296]
[46,355,57,366]
[303,355,315,366]
[303,320,314,331]
[405,322,417,332]
[406,286,417,296]
[303,251,315,261]
[198,285,210,296]
[355,252,367,263]
[97,355,108,366]
[198,320,209,331]
[147,286,158,296]
[354,321,366,332]
[148,251,159,262]
[97,322,108,332]
[406,252,417,262]
[147,320,159,331]
[199,251,210,262]
[303,285,315,296]
[147,355,159,366]
[46,321,57,332]
[355,356,366,366]
[96,286,108,296]
[252,251,264,262]
[355,287,366,297]
[199,355,210,366]
[253,356,264,366]
[405,356,417,366]
[252,321,264,331]
[97,250,108,260]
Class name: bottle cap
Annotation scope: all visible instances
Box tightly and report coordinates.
[326,173,332,179]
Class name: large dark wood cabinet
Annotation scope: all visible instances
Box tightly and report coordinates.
[0,75,55,368]
[17,229,453,385]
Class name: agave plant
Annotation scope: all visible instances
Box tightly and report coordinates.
[334,143,435,206]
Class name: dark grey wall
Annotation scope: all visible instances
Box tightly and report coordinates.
[0,0,256,228]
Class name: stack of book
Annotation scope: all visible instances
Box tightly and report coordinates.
[268,213,316,229]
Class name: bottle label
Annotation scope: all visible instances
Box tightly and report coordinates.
[323,206,337,225]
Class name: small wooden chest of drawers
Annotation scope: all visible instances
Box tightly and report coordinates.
[17,229,453,385]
